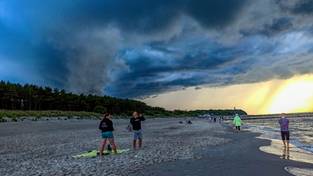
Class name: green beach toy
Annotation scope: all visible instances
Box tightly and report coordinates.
[73,149,130,158]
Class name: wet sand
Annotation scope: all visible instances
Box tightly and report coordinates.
[132,127,313,176]
[286,167,313,176]
[259,139,313,165]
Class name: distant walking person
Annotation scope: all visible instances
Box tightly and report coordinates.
[98,113,117,156]
[279,113,290,150]
[130,112,145,149]
[233,114,242,131]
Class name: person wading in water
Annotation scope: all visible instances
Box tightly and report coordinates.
[278,113,290,159]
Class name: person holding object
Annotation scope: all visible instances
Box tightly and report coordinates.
[98,113,117,156]
[233,114,242,131]
[130,111,145,149]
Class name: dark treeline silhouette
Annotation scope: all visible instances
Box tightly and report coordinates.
[0,81,247,116]
[0,81,151,114]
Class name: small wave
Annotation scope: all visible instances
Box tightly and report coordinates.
[246,125,313,154]
[285,166,313,176]
[259,139,313,165]
[246,125,281,140]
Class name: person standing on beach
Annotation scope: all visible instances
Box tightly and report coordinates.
[278,113,290,150]
[130,111,145,149]
[98,113,117,156]
[233,114,242,131]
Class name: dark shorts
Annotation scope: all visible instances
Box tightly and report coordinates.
[281,131,290,140]
[235,126,241,130]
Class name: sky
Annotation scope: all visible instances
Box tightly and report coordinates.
[1,0,313,114]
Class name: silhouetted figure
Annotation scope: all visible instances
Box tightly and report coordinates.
[279,113,290,154]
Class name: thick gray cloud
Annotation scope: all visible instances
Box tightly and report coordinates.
[276,0,313,15]
[241,17,294,37]
[1,0,313,98]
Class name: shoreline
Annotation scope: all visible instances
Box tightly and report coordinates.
[1,118,312,176]
[258,138,313,164]
[245,123,313,176]
[131,126,313,176]
[245,117,313,155]
[259,138,313,176]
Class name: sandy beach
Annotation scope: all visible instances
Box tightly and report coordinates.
[0,118,312,176]
[0,118,228,176]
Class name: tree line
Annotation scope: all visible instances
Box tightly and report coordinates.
[0,81,151,114]
[0,81,247,116]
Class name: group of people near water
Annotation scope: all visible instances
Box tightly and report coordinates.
[98,111,145,156]
[97,111,290,158]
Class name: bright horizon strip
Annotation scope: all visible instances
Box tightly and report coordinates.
[143,74,313,115]
[266,74,313,114]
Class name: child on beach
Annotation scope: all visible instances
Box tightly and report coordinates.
[278,113,290,150]
[233,114,242,131]
[98,113,117,156]
[130,112,145,149]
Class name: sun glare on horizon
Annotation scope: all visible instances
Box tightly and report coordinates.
[266,75,313,114]
[144,74,313,115]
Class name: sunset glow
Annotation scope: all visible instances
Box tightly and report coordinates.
[266,75,313,114]
[144,74,313,115]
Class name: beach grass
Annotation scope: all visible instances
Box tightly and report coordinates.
[0,110,101,122]
[0,110,180,122]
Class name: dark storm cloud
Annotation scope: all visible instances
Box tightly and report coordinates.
[71,0,183,33]
[262,17,294,35]
[107,43,247,97]
[8,0,247,35]
[2,0,313,98]
[276,0,313,15]
[291,0,313,15]
[185,0,247,28]
[64,0,247,33]
[0,0,249,95]
[240,17,294,37]
[34,43,69,87]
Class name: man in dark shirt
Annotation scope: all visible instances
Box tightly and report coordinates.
[98,113,117,156]
[130,111,145,149]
